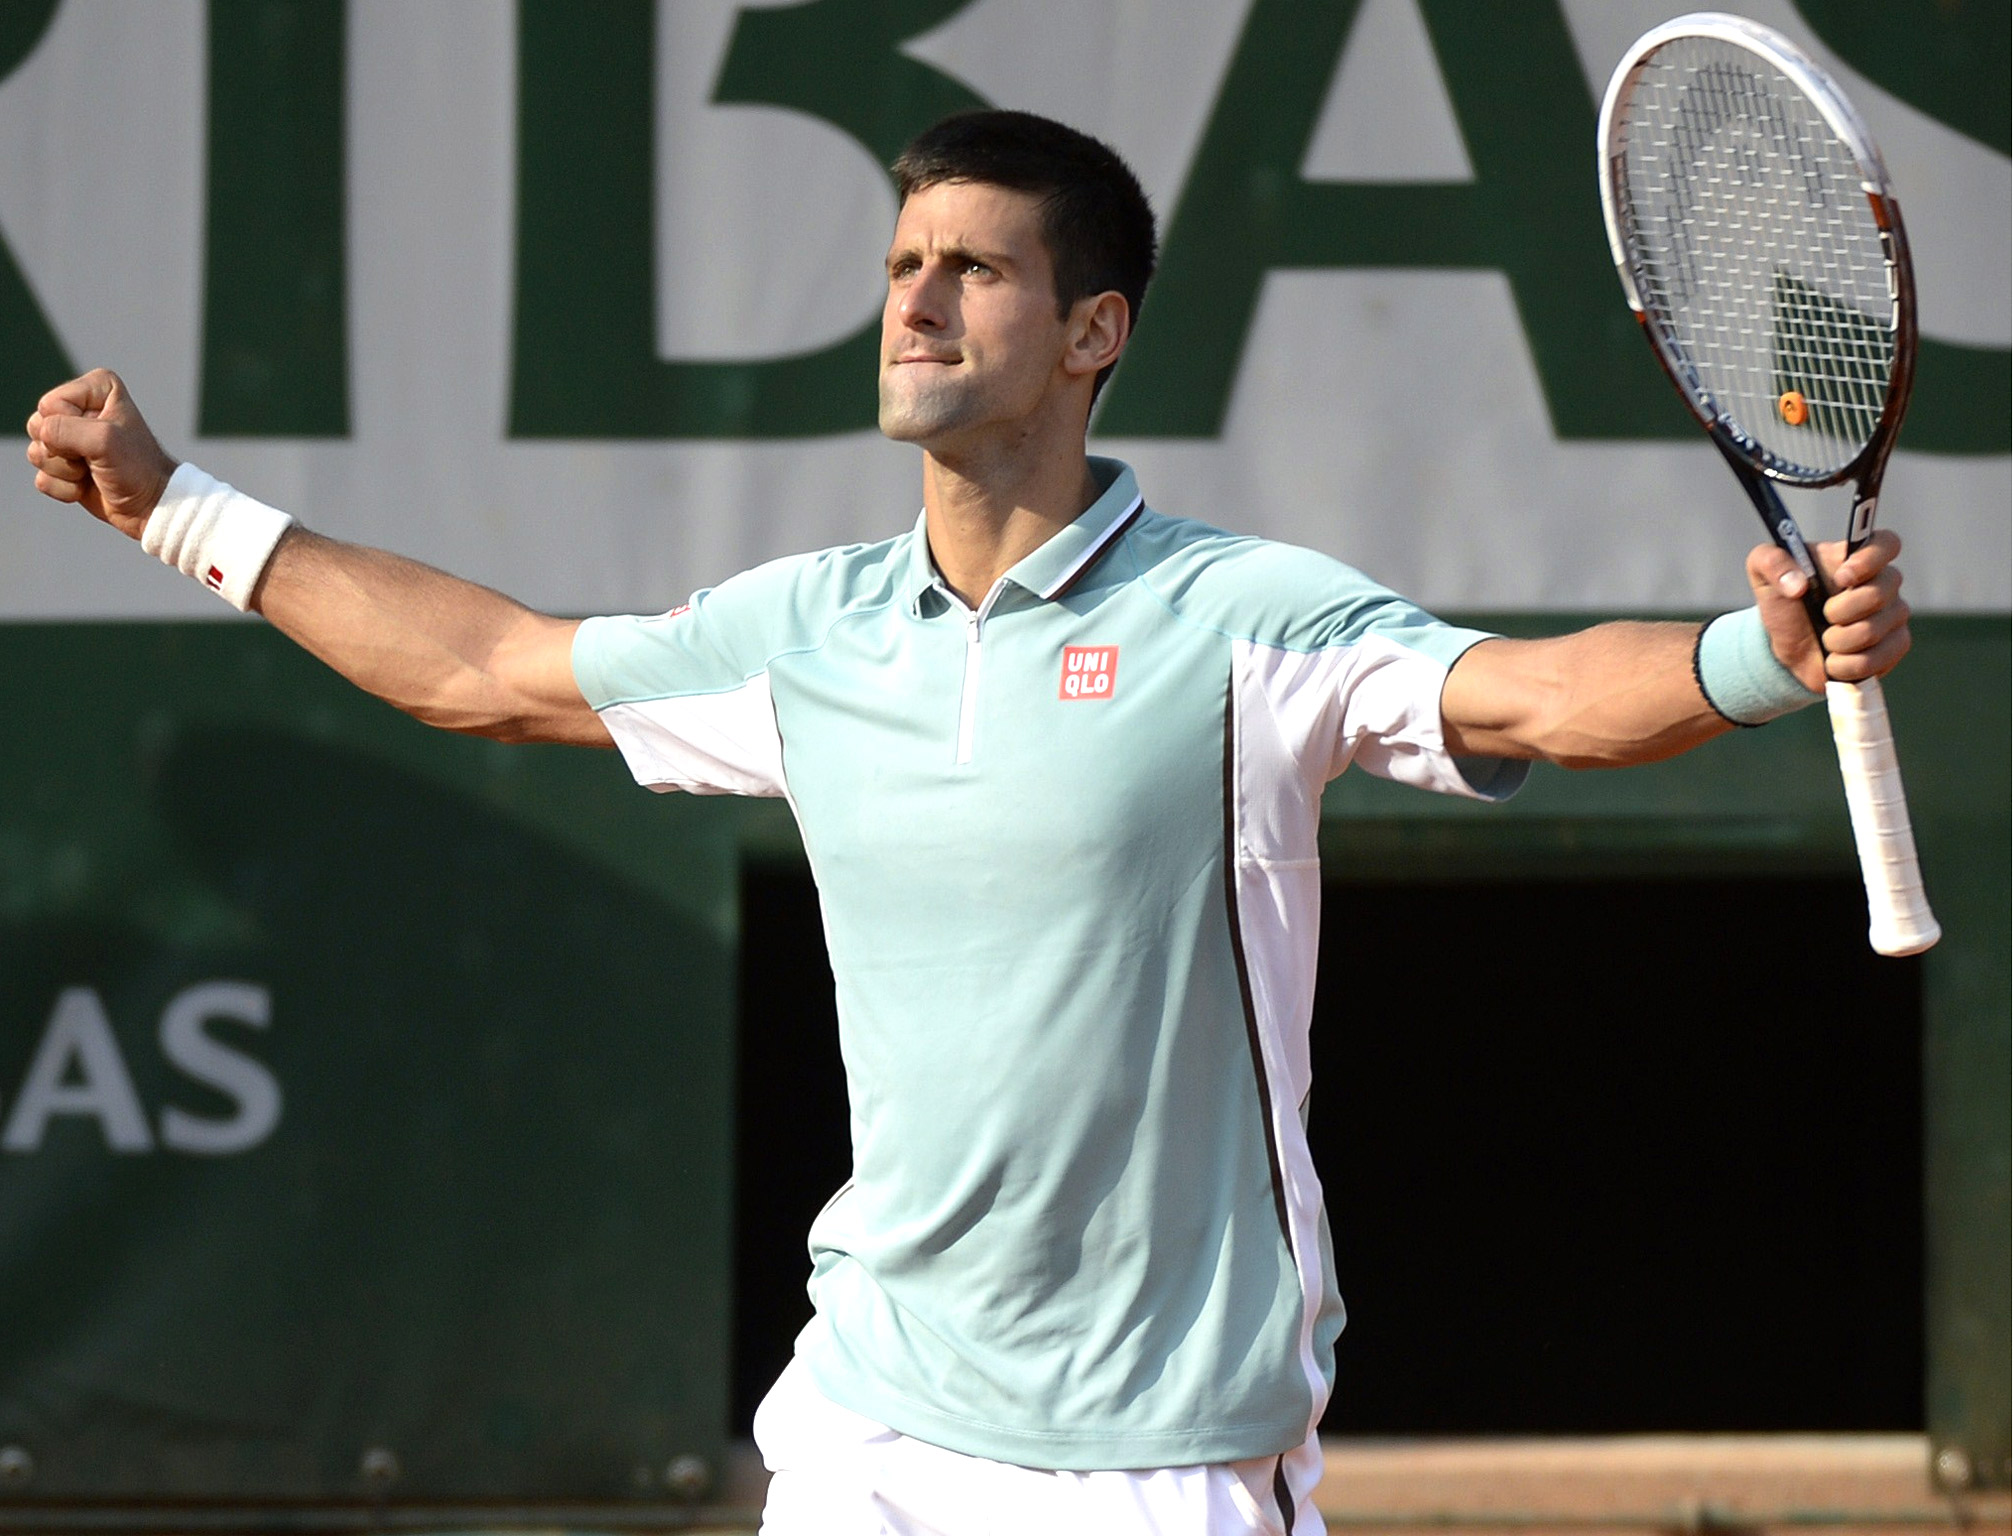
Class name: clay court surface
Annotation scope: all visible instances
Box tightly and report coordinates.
[658,1434,2008,1534]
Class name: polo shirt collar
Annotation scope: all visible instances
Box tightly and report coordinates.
[903,457,1144,614]
[1006,458,1143,599]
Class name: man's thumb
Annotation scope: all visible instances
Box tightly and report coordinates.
[99,373,134,424]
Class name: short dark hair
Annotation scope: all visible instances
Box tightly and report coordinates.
[892,111,1158,396]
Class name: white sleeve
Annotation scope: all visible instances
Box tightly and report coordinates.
[1235,634,1526,801]
[594,673,788,798]
[574,609,790,797]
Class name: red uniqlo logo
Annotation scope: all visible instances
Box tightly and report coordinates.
[1059,645,1119,700]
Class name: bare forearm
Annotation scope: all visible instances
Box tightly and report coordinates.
[23,373,607,746]
[1440,534,1913,770]
[254,528,603,745]
[1441,622,1730,768]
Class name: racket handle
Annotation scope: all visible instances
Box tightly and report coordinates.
[1826,678,1940,955]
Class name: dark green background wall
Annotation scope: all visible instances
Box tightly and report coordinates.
[0,625,743,1504]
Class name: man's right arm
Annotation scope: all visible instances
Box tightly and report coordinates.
[26,369,611,748]
[251,529,610,746]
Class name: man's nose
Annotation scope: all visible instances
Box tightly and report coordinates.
[899,266,951,330]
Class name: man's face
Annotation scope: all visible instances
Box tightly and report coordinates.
[878,180,1075,449]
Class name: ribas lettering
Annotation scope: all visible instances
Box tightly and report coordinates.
[1,983,282,1156]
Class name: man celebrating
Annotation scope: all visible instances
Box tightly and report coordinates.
[26,112,1910,1535]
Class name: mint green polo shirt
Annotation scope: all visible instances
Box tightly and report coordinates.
[574,460,1522,1470]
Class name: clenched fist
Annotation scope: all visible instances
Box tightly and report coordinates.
[24,369,177,539]
[1747,530,1912,690]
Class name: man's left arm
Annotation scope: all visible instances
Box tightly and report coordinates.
[1440,532,1912,768]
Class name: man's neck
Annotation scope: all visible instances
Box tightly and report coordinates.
[920,444,1102,608]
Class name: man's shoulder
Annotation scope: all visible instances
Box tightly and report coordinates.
[576,529,915,705]
[1124,509,1412,649]
[641,528,917,650]
[1131,507,1384,584]
[715,528,915,610]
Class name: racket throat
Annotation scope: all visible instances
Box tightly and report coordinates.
[1716,438,1832,638]
[1848,493,1879,547]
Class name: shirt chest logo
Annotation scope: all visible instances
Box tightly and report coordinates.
[1059,645,1119,701]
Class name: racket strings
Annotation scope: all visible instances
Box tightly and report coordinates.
[1617,38,1893,479]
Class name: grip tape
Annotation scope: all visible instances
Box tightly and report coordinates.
[1827,678,1939,955]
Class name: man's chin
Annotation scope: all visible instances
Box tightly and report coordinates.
[876,410,927,445]
[877,391,966,446]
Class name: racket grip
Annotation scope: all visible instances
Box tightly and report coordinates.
[1826,678,1940,955]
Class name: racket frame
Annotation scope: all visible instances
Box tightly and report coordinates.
[1595,12,1938,956]
[1598,10,1918,543]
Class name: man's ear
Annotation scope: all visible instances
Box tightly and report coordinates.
[1061,292,1131,380]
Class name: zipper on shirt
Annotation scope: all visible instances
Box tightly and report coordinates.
[948,580,1007,766]
[957,611,983,764]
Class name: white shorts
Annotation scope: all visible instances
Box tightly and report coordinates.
[752,1357,1327,1536]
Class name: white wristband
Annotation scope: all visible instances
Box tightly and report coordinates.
[1694,607,1822,726]
[140,463,295,612]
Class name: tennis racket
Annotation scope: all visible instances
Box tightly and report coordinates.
[1597,12,1938,957]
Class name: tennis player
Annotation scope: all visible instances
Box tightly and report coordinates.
[26,111,1910,1536]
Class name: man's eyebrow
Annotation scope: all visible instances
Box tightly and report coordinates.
[942,243,1015,270]
[886,241,1017,272]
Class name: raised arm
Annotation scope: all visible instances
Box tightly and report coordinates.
[249,531,609,746]
[25,370,610,747]
[1441,533,1912,768]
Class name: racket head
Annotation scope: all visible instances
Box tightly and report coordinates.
[1597,13,1917,493]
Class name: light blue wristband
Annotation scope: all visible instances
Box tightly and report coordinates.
[1694,608,1822,726]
